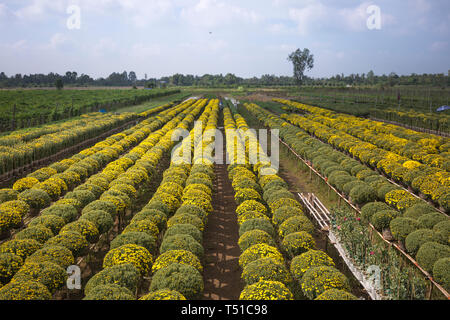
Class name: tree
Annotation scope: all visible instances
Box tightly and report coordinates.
[128,71,137,84]
[55,79,64,90]
[288,48,314,86]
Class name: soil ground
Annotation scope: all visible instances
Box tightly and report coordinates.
[202,165,242,300]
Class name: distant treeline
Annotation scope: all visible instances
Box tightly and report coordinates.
[0,70,449,88]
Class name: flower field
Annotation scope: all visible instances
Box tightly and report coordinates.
[0,100,198,239]
[243,101,450,298]
[0,102,175,177]
[275,99,450,213]
[0,95,448,301]
[224,107,356,300]
[0,89,180,131]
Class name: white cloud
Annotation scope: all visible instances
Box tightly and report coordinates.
[49,33,67,49]
[4,40,28,51]
[0,3,7,17]
[130,43,162,59]
[267,23,292,35]
[430,41,448,52]
[267,43,297,53]
[14,0,65,21]
[289,1,396,35]
[115,0,174,28]
[336,51,345,60]
[338,2,371,32]
[91,37,118,57]
[181,0,262,28]
[289,3,327,35]
[179,38,228,54]
[414,0,431,13]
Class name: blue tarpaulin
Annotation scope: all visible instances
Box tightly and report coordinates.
[437,106,450,112]
[99,109,107,113]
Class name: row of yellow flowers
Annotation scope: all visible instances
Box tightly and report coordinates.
[82,99,220,300]
[276,98,450,170]
[275,98,449,154]
[244,102,450,295]
[0,99,202,299]
[224,106,356,301]
[0,102,197,237]
[276,100,450,212]
[0,112,139,176]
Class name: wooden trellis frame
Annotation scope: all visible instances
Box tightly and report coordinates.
[280,137,450,300]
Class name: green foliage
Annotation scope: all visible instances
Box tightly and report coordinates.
[139,289,186,300]
[300,266,350,300]
[238,230,276,252]
[18,189,51,210]
[361,202,391,222]
[349,184,377,205]
[28,214,65,235]
[405,229,437,257]
[83,284,135,300]
[315,289,358,300]
[377,184,399,201]
[433,220,450,245]
[239,218,276,238]
[81,210,114,234]
[342,180,366,196]
[175,205,208,223]
[164,224,203,244]
[0,279,51,300]
[111,232,157,255]
[417,213,448,229]
[432,258,450,292]
[389,218,419,242]
[272,206,303,228]
[242,258,292,286]
[370,210,399,231]
[281,232,316,259]
[150,263,203,300]
[279,216,315,239]
[0,189,18,204]
[41,204,78,224]
[0,253,23,285]
[403,203,437,220]
[12,261,66,293]
[84,264,140,296]
[160,234,204,259]
[287,48,314,85]
[44,231,89,257]
[265,190,295,205]
[60,219,99,243]
[0,239,42,260]
[143,200,170,216]
[14,225,54,244]
[416,242,450,273]
[290,250,335,280]
[167,213,204,232]
[26,245,74,269]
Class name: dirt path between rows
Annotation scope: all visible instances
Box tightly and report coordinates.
[202,164,242,300]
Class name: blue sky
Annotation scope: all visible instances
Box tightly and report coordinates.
[0,0,449,79]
